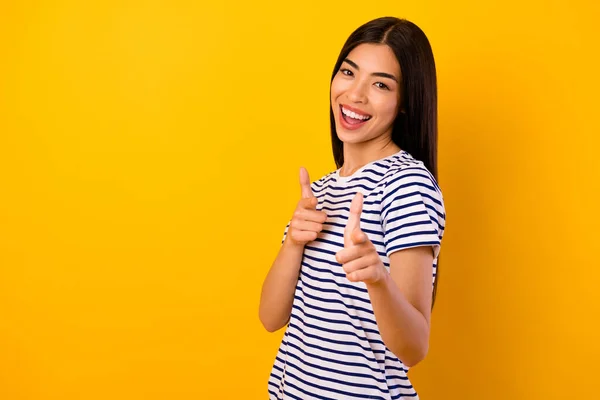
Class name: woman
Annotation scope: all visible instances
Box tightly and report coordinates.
[259,16,446,399]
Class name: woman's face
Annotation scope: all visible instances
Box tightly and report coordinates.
[330,43,402,145]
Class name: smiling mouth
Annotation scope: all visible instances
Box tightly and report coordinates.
[340,105,371,126]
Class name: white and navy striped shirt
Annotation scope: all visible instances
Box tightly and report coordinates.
[268,150,446,400]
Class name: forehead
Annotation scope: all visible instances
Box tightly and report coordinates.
[345,43,400,76]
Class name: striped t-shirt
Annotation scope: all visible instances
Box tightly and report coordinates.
[268,150,446,400]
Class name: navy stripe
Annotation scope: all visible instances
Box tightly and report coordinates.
[270,381,303,400]
[281,390,303,400]
[303,245,339,258]
[280,378,338,400]
[386,374,409,381]
[300,267,369,295]
[386,209,446,231]
[289,314,385,348]
[353,166,386,178]
[305,244,387,261]
[385,171,437,191]
[393,391,418,398]
[285,332,388,382]
[319,228,344,238]
[313,235,387,253]
[388,382,415,390]
[288,321,386,356]
[386,219,435,236]
[272,363,284,373]
[291,302,380,336]
[340,174,381,185]
[385,209,428,225]
[321,204,384,217]
[384,364,409,373]
[294,291,377,326]
[315,182,376,196]
[286,328,384,371]
[322,223,385,238]
[301,251,340,267]
[383,200,445,222]
[381,191,429,220]
[283,353,391,395]
[319,193,384,206]
[312,175,334,188]
[385,179,438,202]
[314,234,383,250]
[300,276,372,305]
[283,360,387,399]
[313,236,345,249]
[322,212,384,227]
[384,229,439,245]
[269,371,281,381]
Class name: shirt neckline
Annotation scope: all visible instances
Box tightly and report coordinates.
[333,149,406,184]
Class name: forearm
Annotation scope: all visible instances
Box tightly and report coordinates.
[367,274,430,367]
[259,237,305,332]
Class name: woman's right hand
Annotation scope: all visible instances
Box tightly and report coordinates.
[286,167,328,247]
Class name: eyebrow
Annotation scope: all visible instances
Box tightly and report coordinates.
[343,58,399,83]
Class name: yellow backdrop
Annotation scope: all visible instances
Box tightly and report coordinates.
[1,1,598,399]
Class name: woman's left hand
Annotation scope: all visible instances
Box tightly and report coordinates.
[335,192,388,285]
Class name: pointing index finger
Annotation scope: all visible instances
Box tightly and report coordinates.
[344,192,364,247]
[299,167,314,199]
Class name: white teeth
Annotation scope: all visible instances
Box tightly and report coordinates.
[342,107,370,120]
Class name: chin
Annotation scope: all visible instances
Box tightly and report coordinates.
[336,129,370,145]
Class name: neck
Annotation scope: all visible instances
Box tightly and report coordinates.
[340,138,401,177]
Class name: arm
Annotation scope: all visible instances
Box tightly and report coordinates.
[259,236,305,332]
[337,189,442,367]
[259,167,327,332]
[365,246,433,367]
[339,223,434,367]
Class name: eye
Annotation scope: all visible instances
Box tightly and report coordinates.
[340,68,353,77]
[374,82,390,90]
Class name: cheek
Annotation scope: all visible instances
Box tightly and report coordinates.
[374,97,399,122]
[330,76,348,101]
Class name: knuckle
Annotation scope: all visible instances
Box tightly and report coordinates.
[370,253,380,264]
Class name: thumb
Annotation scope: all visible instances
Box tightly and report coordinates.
[299,167,314,199]
[344,192,363,248]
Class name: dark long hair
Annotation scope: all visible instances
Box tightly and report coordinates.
[329,17,441,308]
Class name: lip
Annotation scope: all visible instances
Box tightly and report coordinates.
[340,104,372,118]
[338,104,370,131]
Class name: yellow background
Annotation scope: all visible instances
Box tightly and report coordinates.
[1,1,598,399]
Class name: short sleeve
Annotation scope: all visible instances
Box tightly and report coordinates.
[281,221,291,245]
[381,168,446,259]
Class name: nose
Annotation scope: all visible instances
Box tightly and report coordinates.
[346,80,368,104]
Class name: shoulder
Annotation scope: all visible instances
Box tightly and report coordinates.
[380,152,445,218]
[383,152,442,196]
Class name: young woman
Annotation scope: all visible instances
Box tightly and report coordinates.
[259,16,446,399]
